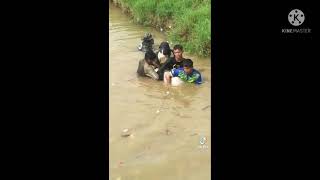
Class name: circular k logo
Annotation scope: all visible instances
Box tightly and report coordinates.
[288,9,305,26]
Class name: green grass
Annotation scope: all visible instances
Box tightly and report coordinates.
[112,0,211,57]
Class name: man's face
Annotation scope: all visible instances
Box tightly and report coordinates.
[173,49,183,61]
[183,66,193,75]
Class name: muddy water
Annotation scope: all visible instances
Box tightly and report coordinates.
[109,3,211,180]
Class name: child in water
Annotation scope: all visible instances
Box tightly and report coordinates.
[164,59,202,86]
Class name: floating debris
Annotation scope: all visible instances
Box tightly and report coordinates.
[121,128,131,137]
[127,78,136,81]
[135,152,144,159]
[202,105,211,110]
[156,110,160,114]
[166,91,170,95]
[165,129,171,135]
[117,161,125,168]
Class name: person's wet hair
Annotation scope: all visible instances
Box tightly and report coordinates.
[145,50,157,60]
[173,44,183,51]
[183,59,193,68]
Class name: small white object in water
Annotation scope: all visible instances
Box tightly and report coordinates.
[111,83,115,86]
[166,91,170,94]
[138,43,143,50]
[156,110,160,113]
[169,25,172,29]
[160,27,163,32]
[121,128,131,137]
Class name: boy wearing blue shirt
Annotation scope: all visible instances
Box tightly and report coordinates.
[164,59,202,85]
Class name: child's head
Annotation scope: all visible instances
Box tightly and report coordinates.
[182,59,193,75]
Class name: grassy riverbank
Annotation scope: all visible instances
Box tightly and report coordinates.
[111,0,211,57]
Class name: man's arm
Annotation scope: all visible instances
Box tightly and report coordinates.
[137,59,145,76]
[145,65,159,80]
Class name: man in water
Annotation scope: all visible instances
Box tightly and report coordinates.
[164,59,202,85]
[137,50,160,80]
[157,44,185,80]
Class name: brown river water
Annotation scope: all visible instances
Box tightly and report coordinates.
[109,2,211,180]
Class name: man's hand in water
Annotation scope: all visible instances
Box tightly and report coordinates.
[163,71,173,85]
